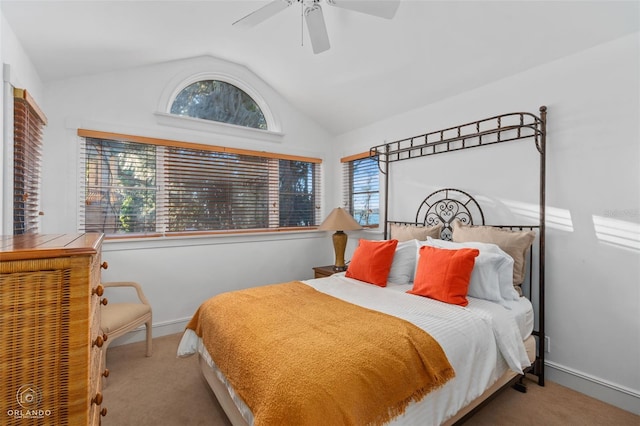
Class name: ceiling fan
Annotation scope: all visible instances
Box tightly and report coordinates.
[233,0,401,54]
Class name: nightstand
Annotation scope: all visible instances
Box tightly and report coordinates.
[313,265,343,278]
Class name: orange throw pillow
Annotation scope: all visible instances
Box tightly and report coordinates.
[408,245,479,306]
[346,239,399,287]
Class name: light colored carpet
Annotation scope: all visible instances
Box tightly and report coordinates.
[102,333,639,426]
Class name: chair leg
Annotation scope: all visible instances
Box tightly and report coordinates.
[145,320,153,357]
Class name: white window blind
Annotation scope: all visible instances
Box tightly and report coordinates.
[341,153,379,227]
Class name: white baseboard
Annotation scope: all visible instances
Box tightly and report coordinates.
[545,360,640,415]
[106,317,191,348]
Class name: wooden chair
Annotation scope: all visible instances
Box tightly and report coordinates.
[100,281,153,368]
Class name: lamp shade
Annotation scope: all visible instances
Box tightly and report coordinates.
[318,207,363,231]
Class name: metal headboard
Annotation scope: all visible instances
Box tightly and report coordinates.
[387,188,485,241]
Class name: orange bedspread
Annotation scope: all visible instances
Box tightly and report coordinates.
[186,281,454,426]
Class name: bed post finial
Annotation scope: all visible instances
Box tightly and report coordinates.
[539,105,547,114]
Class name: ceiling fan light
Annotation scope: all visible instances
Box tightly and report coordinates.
[305,4,330,54]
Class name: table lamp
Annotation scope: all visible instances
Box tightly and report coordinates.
[317,207,363,271]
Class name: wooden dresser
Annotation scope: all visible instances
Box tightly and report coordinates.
[0,233,108,425]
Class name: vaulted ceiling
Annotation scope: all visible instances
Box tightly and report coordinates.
[2,1,638,135]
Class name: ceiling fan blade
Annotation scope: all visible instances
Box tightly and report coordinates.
[233,0,293,29]
[326,0,400,19]
[304,4,330,54]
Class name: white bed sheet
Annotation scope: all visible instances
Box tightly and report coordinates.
[178,274,533,426]
[383,283,533,341]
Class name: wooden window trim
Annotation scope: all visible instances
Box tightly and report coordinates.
[340,151,376,163]
[104,226,319,241]
[77,129,321,164]
[14,88,48,125]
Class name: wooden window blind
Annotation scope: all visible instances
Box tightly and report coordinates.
[13,89,47,235]
[78,130,322,237]
[341,152,379,227]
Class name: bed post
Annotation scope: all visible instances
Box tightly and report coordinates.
[537,105,547,386]
[383,144,390,240]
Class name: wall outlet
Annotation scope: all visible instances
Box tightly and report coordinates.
[544,336,551,353]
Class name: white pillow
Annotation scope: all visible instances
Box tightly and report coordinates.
[386,239,419,285]
[422,237,519,305]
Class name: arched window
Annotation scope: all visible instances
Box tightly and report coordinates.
[170,80,267,130]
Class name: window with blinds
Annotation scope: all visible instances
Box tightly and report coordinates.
[79,131,321,237]
[13,89,47,234]
[342,153,379,227]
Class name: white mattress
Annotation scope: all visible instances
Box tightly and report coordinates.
[178,274,533,426]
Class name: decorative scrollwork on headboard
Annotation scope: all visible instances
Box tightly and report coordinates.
[415,188,485,240]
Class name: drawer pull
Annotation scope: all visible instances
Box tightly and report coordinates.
[101,261,109,270]
[103,369,110,378]
[93,334,107,348]
[100,407,108,417]
[92,393,103,406]
[93,285,104,297]
[100,298,108,306]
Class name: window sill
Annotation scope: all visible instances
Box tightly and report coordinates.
[154,112,284,143]
[102,228,324,252]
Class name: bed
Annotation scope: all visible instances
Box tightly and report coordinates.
[178,107,547,425]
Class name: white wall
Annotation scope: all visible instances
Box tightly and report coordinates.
[0,12,44,100]
[334,33,640,414]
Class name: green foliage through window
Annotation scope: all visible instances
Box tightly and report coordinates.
[170,80,267,130]
[80,137,321,236]
[83,139,157,234]
[279,161,317,227]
